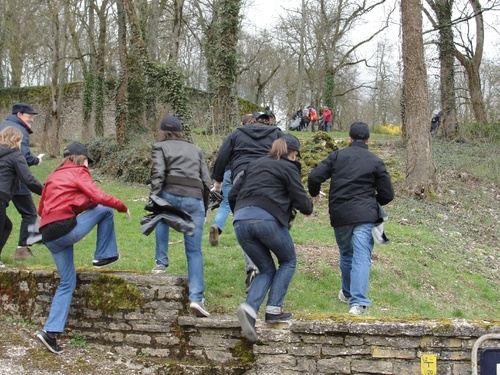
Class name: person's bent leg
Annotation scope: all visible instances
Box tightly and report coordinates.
[234,219,275,314]
[12,194,37,247]
[77,205,118,259]
[349,223,374,307]
[334,225,354,299]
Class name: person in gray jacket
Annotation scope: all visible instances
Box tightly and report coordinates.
[308,122,394,316]
[150,115,211,317]
[0,127,43,267]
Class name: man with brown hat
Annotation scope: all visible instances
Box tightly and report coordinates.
[0,102,43,260]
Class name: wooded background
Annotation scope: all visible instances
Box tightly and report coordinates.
[1,0,499,197]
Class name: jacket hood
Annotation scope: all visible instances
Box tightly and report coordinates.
[237,124,280,140]
[0,145,16,159]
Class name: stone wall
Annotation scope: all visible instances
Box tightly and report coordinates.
[1,268,499,375]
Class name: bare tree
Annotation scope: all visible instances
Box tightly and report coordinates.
[402,0,436,197]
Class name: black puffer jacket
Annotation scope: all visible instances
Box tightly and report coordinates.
[229,155,313,227]
[211,125,283,182]
[0,145,43,203]
[308,141,394,227]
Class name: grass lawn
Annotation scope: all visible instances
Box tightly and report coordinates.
[2,130,499,322]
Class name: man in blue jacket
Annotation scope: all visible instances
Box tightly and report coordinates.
[308,122,394,315]
[0,102,42,260]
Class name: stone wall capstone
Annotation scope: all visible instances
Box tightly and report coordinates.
[1,268,499,374]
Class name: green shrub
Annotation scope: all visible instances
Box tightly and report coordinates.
[460,121,500,143]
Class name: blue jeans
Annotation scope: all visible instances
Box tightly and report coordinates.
[334,223,374,307]
[325,122,331,132]
[234,219,296,314]
[212,169,232,232]
[43,205,118,333]
[155,192,205,303]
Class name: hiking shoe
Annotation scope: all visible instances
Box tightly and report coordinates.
[14,246,34,260]
[209,225,220,246]
[152,264,167,273]
[349,305,368,316]
[37,330,63,354]
[0,261,5,268]
[190,299,210,317]
[92,254,120,268]
[338,289,349,304]
[245,269,258,293]
[265,312,292,324]
[236,304,258,342]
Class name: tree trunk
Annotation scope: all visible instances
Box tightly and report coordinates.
[453,0,487,123]
[93,0,110,137]
[434,0,459,138]
[116,0,128,148]
[401,0,435,198]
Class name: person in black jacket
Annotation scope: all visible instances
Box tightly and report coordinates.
[0,127,43,267]
[212,111,283,291]
[308,122,394,316]
[229,135,313,342]
[0,103,42,260]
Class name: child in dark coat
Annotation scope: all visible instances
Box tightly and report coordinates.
[0,127,43,266]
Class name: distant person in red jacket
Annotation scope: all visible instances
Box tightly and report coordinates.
[319,106,332,132]
[36,142,130,354]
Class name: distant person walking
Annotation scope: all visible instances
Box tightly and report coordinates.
[307,106,318,132]
[150,115,212,318]
[0,127,43,267]
[319,106,332,132]
[229,135,313,342]
[0,103,43,260]
[36,142,130,354]
[308,122,394,315]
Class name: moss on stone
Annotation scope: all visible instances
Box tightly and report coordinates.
[232,341,255,365]
[82,274,145,316]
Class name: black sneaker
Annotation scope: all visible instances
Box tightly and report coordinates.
[37,330,63,354]
[236,304,258,342]
[93,254,120,268]
[265,312,293,324]
[245,269,258,293]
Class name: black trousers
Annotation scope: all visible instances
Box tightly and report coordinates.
[0,200,13,254]
[11,194,37,247]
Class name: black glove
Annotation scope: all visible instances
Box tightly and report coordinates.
[208,191,223,210]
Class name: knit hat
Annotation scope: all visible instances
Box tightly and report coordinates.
[160,115,183,132]
[349,122,370,140]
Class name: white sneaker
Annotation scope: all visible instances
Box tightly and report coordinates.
[0,261,5,268]
[349,305,368,315]
[190,299,210,317]
[338,289,349,304]
[152,264,167,273]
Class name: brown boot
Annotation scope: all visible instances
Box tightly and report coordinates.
[14,246,34,260]
[209,225,220,246]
